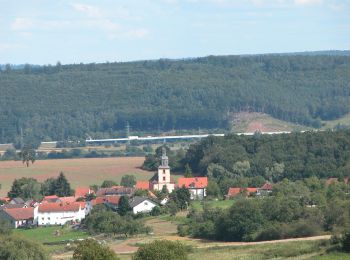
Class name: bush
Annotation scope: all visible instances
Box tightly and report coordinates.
[0,235,49,260]
[342,231,350,252]
[73,239,120,260]
[133,240,190,260]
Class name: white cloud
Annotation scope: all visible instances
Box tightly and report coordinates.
[0,43,25,52]
[11,18,34,31]
[294,0,323,6]
[125,28,150,38]
[70,3,102,17]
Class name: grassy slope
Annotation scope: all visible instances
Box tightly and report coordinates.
[322,113,350,129]
[230,112,310,133]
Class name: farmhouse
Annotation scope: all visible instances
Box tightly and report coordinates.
[178,177,208,200]
[37,202,86,226]
[0,207,37,228]
[129,196,158,214]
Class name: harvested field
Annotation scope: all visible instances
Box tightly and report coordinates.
[0,157,152,196]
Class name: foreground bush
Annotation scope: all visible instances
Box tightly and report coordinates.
[73,239,120,260]
[133,240,189,260]
[0,235,49,260]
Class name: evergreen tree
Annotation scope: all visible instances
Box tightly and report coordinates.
[118,196,131,216]
[54,172,72,197]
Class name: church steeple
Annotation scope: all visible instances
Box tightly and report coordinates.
[161,147,169,168]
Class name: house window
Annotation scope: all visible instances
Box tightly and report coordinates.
[163,169,165,174]
[163,176,166,181]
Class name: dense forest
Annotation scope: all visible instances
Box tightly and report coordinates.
[1,54,350,144]
[184,130,350,185]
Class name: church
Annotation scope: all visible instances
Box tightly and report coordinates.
[135,148,207,199]
[136,149,176,193]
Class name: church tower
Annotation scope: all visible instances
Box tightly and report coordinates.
[153,148,175,193]
[158,148,170,184]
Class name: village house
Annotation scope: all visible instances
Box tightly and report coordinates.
[75,187,93,198]
[178,177,208,200]
[37,202,86,226]
[256,182,273,196]
[87,195,121,212]
[0,207,37,228]
[226,187,258,199]
[129,196,158,214]
[226,183,273,199]
[96,186,135,197]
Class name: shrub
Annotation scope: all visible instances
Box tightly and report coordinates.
[133,240,189,260]
[73,239,120,260]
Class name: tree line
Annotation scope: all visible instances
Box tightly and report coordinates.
[1,55,350,145]
[181,178,350,242]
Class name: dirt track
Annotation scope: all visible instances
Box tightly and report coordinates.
[52,235,331,259]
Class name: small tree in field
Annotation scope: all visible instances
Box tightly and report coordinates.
[20,145,36,167]
[73,239,120,260]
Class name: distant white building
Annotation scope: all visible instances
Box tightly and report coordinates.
[37,202,86,226]
[129,196,158,214]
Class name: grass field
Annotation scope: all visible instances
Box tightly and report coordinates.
[0,157,152,196]
[191,200,235,211]
[14,226,88,244]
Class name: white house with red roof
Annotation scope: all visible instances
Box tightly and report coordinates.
[0,207,37,228]
[178,177,208,200]
[37,202,86,226]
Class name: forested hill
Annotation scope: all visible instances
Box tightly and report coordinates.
[1,54,350,144]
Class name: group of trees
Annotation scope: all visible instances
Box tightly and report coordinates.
[182,130,350,195]
[8,172,73,200]
[0,221,49,260]
[2,55,350,144]
[83,204,151,237]
[182,178,350,242]
[73,239,189,260]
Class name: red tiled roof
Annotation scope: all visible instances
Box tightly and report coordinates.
[91,196,121,206]
[227,187,257,197]
[136,181,150,190]
[148,191,157,199]
[227,188,241,197]
[38,202,81,213]
[326,178,338,186]
[0,197,10,202]
[178,177,208,189]
[4,207,34,220]
[75,187,91,198]
[246,188,258,193]
[96,187,135,196]
[44,195,59,199]
[260,183,273,190]
[58,197,77,203]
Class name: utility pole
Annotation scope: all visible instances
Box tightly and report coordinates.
[126,121,130,145]
[20,127,23,149]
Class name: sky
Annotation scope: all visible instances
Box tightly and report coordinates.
[0,0,349,64]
